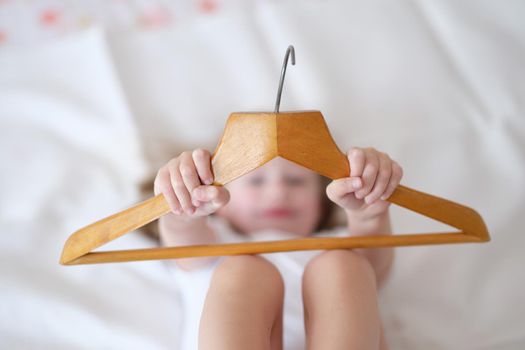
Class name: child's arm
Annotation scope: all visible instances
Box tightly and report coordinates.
[345,209,394,289]
[326,147,403,288]
[154,149,230,271]
[158,214,219,271]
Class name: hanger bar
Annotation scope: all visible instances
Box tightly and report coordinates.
[65,232,479,265]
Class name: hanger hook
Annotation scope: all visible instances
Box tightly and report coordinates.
[274,45,295,113]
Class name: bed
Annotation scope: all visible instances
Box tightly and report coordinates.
[1,1,524,349]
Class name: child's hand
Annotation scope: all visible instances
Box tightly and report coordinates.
[154,149,230,219]
[326,147,403,218]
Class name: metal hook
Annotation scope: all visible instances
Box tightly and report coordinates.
[274,45,295,113]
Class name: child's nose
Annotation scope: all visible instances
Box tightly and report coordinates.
[266,181,290,199]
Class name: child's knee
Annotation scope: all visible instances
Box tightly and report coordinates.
[212,255,284,297]
[303,249,376,287]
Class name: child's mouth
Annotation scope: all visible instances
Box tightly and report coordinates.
[262,208,294,218]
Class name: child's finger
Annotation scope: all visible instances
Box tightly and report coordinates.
[364,153,392,204]
[168,158,194,214]
[179,152,203,207]
[192,148,214,185]
[347,147,366,178]
[381,161,403,200]
[325,177,361,202]
[153,166,165,196]
[154,166,182,214]
[355,150,379,199]
[210,186,230,209]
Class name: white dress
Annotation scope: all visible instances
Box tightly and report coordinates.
[167,215,348,350]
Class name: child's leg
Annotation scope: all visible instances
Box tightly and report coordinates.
[199,255,284,350]
[302,249,386,350]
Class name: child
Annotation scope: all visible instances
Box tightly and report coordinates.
[153,146,403,350]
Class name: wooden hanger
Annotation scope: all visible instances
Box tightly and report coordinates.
[60,46,490,266]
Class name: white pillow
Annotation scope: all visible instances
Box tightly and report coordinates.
[0,27,182,350]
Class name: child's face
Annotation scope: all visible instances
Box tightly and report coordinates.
[216,157,323,237]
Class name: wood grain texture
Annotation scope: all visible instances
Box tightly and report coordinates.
[60,111,490,265]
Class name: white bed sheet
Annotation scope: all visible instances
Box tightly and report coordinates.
[1,1,524,349]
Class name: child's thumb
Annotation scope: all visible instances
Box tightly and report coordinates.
[326,177,362,201]
[192,185,230,208]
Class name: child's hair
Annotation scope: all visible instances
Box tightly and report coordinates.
[139,174,342,243]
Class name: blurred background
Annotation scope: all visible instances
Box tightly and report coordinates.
[1,1,524,349]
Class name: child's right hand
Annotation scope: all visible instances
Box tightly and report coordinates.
[154,149,230,219]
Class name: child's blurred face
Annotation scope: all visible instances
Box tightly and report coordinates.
[216,157,323,237]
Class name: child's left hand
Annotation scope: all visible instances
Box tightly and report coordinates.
[326,147,403,219]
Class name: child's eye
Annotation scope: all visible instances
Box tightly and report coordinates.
[286,177,305,186]
[248,177,264,186]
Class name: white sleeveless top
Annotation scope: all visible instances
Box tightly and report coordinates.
[167,215,348,350]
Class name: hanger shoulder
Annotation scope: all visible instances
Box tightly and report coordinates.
[273,111,489,242]
[59,194,170,264]
[388,185,490,242]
